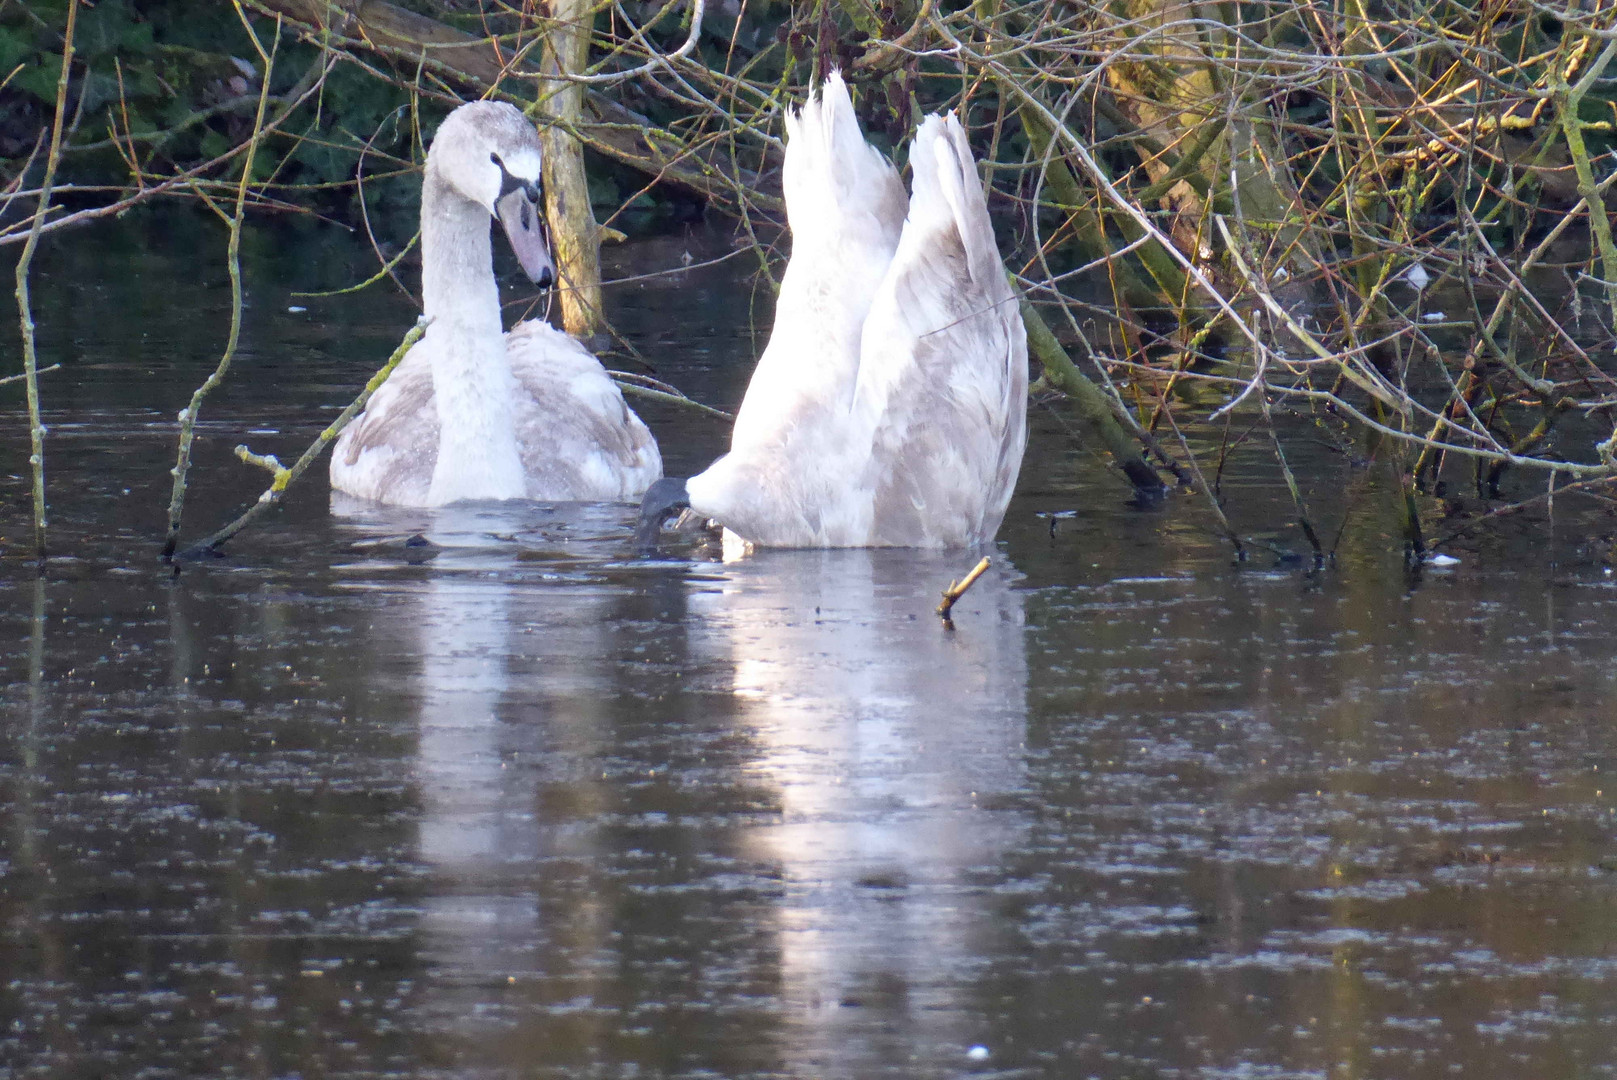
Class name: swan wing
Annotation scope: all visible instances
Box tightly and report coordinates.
[854,112,1028,547]
[505,320,663,501]
[330,341,439,506]
[330,324,661,506]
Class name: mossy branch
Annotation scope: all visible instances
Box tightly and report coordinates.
[177,316,430,559]
[608,371,733,421]
[1551,37,1617,330]
[1016,95,1180,305]
[10,0,78,563]
[540,0,605,337]
[1021,296,1167,495]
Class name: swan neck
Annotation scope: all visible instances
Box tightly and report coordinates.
[419,164,526,503]
[421,168,498,326]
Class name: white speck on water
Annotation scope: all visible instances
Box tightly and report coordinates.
[966,1045,990,1062]
[288,305,307,313]
[1403,262,1430,290]
[1422,311,1446,322]
[1426,552,1461,567]
[248,428,279,435]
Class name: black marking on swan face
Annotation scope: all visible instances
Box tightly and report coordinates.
[491,152,542,204]
[491,152,554,288]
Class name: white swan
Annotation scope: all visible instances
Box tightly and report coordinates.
[637,74,1026,550]
[331,100,661,506]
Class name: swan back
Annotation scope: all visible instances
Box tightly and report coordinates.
[503,321,662,500]
[333,322,662,505]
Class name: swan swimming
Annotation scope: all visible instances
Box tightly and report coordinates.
[331,100,661,507]
[637,74,1027,551]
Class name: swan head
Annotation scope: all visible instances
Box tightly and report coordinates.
[634,477,690,556]
[429,100,555,289]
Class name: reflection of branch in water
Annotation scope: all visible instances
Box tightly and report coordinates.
[1430,474,1617,551]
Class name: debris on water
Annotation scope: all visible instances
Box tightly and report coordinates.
[1039,508,1081,536]
[966,1045,990,1062]
[288,305,308,313]
[1422,311,1446,321]
[1403,262,1431,290]
[1426,552,1461,567]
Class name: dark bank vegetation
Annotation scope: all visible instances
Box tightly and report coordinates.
[4,0,1617,562]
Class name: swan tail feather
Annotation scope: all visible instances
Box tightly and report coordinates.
[853,109,1029,545]
[905,112,1006,291]
[721,71,904,509]
[782,70,905,244]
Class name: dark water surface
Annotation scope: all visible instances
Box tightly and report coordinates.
[3,212,1616,1078]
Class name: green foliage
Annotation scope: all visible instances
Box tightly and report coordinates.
[0,1,427,223]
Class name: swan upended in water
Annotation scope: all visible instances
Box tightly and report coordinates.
[331,101,661,507]
[638,74,1027,550]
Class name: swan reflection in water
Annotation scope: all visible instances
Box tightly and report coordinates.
[337,508,1029,1071]
[334,499,636,1034]
[687,549,1028,1069]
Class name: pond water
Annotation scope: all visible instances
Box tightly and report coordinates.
[2,210,1616,1079]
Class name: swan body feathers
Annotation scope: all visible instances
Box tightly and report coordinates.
[334,320,660,504]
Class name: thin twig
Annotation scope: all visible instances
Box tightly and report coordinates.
[162,5,280,560]
[937,556,992,623]
[607,371,733,420]
[0,364,59,388]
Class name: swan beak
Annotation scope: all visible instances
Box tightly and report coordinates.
[635,477,691,556]
[496,185,555,289]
